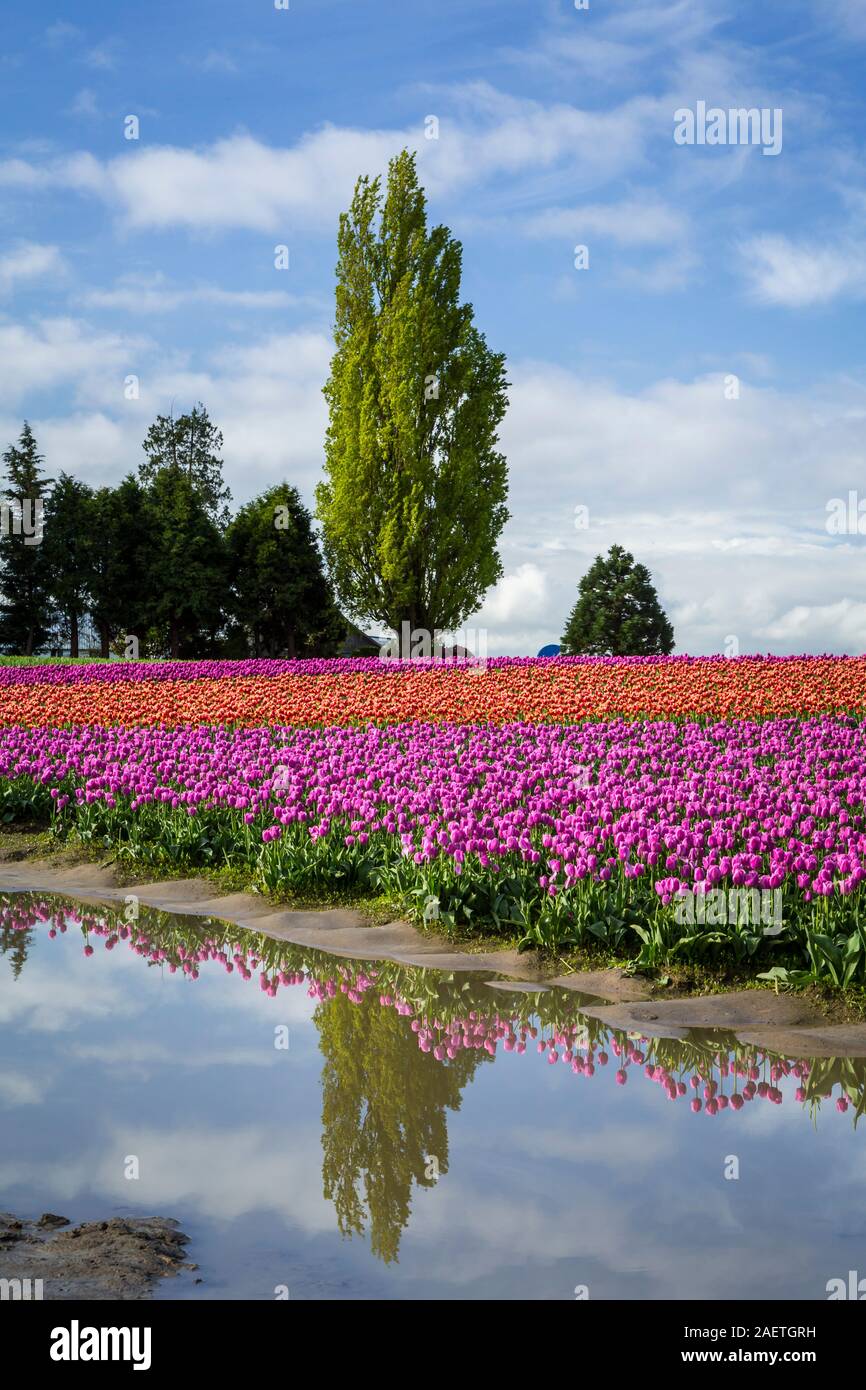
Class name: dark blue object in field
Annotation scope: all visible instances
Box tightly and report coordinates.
[537,644,561,657]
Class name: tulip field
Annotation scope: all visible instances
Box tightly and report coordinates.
[1,653,866,985]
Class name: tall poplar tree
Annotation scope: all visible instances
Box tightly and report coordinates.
[316,149,509,647]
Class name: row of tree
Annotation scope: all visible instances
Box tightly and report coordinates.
[0,413,675,660]
[0,410,344,660]
[0,149,675,661]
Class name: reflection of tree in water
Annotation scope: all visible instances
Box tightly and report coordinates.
[316,987,489,1264]
[7,887,866,1257]
[0,922,31,978]
[0,892,65,977]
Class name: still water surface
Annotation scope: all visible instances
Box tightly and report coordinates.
[1,890,864,1300]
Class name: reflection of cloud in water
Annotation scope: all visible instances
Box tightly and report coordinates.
[0,1114,847,1299]
[403,1169,829,1299]
[0,1072,46,1106]
[67,1040,284,1078]
[195,976,317,1025]
[504,1123,677,1167]
[0,953,142,1033]
[3,891,866,1297]
[0,1124,333,1232]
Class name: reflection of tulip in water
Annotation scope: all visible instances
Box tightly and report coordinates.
[3,892,865,1133]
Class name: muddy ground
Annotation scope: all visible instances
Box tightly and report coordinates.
[0,1212,195,1300]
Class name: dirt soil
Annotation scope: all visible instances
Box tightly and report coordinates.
[0,1212,195,1300]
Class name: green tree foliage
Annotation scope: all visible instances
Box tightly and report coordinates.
[0,899,32,978]
[139,402,231,523]
[227,484,343,657]
[561,544,675,656]
[134,403,234,657]
[316,149,509,645]
[43,472,94,657]
[0,423,53,655]
[0,407,345,659]
[147,470,227,659]
[316,989,487,1264]
[87,477,158,657]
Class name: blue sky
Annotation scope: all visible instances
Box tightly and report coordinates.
[2,0,866,654]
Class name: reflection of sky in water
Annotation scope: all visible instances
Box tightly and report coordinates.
[1,891,865,1301]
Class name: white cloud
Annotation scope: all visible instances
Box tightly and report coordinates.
[78,272,304,314]
[836,1,866,40]
[742,233,865,307]
[510,0,728,84]
[492,361,866,653]
[524,196,687,248]
[198,49,239,74]
[84,39,121,71]
[0,1072,45,1106]
[45,21,81,47]
[3,305,866,657]
[475,563,548,647]
[762,598,866,648]
[0,85,659,234]
[0,243,64,294]
[69,87,99,118]
[0,322,332,496]
[0,316,149,410]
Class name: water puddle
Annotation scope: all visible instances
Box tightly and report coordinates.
[1,890,864,1300]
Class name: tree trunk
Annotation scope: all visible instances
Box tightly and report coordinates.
[70,611,79,659]
[98,621,110,659]
[395,606,432,657]
[170,615,179,660]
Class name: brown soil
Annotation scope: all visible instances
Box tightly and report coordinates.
[0,1212,195,1300]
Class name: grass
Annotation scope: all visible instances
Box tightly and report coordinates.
[0,656,111,666]
[0,825,403,923]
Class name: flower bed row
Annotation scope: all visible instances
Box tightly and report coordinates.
[0,654,864,726]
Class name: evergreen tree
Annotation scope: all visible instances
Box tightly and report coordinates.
[87,477,157,657]
[228,484,343,657]
[561,545,675,656]
[147,469,227,658]
[43,472,94,657]
[139,403,231,523]
[0,423,53,654]
[316,149,509,647]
